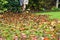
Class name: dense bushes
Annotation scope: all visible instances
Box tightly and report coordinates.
[28,0,55,11]
[6,0,21,12]
[0,0,57,13]
[0,0,8,13]
[0,0,21,13]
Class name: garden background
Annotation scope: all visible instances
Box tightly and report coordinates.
[0,0,60,40]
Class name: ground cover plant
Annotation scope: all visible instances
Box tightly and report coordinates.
[0,12,60,40]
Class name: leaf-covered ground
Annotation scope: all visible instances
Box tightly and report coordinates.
[0,12,60,40]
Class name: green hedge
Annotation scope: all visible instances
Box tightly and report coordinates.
[0,0,56,13]
[0,0,8,13]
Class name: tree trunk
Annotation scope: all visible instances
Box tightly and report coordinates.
[56,0,59,8]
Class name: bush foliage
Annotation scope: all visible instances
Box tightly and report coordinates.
[0,0,56,13]
[0,0,8,13]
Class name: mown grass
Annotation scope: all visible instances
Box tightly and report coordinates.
[35,11,60,19]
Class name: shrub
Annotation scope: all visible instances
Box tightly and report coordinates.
[0,0,56,13]
[0,0,8,13]
[51,7,60,11]
[28,0,55,11]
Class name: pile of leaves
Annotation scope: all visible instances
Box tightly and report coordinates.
[0,12,60,40]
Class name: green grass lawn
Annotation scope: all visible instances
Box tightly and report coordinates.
[35,11,60,19]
